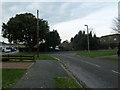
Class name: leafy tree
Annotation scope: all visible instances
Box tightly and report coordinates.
[117,43,120,56]
[45,30,61,50]
[71,30,99,50]
[2,13,49,49]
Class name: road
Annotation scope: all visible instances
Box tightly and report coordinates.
[45,51,119,88]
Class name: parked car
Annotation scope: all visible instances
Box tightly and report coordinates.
[2,47,11,53]
[10,47,16,52]
[55,46,60,51]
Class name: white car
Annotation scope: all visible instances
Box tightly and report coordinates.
[2,47,11,53]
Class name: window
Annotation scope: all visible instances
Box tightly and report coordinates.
[114,38,117,41]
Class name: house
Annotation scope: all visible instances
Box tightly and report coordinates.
[100,34,120,49]
[59,41,72,51]
[0,41,25,52]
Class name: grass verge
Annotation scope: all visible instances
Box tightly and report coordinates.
[2,69,27,88]
[54,77,82,88]
[100,57,120,61]
[76,50,116,58]
[35,55,58,61]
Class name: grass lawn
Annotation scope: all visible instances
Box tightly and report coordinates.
[76,50,117,58]
[35,55,58,61]
[2,69,27,88]
[54,77,82,88]
[100,57,120,61]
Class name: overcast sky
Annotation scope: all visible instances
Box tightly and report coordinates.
[0,1,118,43]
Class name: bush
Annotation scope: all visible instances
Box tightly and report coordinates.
[2,58,10,62]
[117,43,120,56]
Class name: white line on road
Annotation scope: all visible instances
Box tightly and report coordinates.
[112,70,120,74]
[80,60,101,68]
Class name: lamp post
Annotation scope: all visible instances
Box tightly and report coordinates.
[84,24,90,53]
[37,10,39,53]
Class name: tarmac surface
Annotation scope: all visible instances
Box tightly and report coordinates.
[14,60,69,88]
[46,51,120,88]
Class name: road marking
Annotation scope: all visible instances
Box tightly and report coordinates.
[80,60,101,68]
[112,70,120,74]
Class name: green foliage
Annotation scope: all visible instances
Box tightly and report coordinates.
[71,30,100,50]
[117,43,120,56]
[54,77,82,88]
[77,50,116,58]
[100,57,120,61]
[45,30,61,50]
[2,13,49,48]
[2,69,27,88]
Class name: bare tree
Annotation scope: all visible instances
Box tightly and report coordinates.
[112,18,120,56]
[112,18,120,33]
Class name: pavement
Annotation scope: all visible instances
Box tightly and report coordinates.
[45,51,120,88]
[14,60,69,88]
[1,62,33,68]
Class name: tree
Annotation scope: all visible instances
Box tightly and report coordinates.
[71,30,99,50]
[112,18,120,33]
[112,18,120,56]
[45,30,61,50]
[2,13,49,49]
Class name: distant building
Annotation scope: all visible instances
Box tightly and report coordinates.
[0,41,25,49]
[100,34,120,49]
[59,41,72,51]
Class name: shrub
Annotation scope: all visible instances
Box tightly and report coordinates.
[117,43,120,56]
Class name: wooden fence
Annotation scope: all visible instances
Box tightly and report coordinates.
[1,54,35,62]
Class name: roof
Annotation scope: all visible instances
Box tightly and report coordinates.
[101,34,120,38]
[0,41,7,44]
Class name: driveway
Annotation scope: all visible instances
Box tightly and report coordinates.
[45,51,119,88]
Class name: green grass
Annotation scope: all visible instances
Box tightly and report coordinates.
[77,50,117,58]
[35,55,58,61]
[100,57,120,61]
[54,77,82,88]
[2,69,27,88]
[0,69,2,89]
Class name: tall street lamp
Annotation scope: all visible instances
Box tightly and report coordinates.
[84,24,90,53]
[37,10,39,53]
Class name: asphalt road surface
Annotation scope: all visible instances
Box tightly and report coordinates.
[45,51,119,88]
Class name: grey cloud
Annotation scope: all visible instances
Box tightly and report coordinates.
[2,2,114,25]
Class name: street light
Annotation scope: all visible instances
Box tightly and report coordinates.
[84,24,90,53]
[37,10,39,53]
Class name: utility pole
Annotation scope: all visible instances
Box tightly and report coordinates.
[37,10,39,53]
[85,24,90,53]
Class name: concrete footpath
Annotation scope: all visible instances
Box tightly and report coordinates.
[14,60,69,88]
